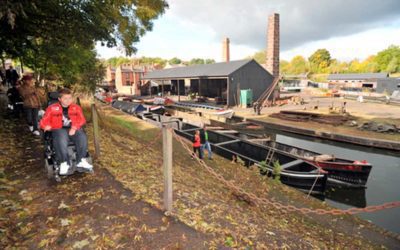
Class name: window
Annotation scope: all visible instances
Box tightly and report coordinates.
[362,83,373,88]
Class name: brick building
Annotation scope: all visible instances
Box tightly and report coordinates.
[115,64,142,95]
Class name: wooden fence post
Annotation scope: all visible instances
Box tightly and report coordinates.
[91,103,100,158]
[163,125,173,213]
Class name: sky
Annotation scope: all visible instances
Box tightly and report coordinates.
[96,0,400,62]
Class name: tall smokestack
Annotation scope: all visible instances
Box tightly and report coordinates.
[222,37,230,62]
[266,13,280,77]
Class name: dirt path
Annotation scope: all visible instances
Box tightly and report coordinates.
[0,95,211,249]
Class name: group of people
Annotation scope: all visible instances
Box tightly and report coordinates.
[192,126,213,160]
[4,69,93,175]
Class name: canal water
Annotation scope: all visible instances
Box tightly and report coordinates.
[270,131,400,234]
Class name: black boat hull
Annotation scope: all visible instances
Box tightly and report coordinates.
[257,141,372,187]
[176,128,328,194]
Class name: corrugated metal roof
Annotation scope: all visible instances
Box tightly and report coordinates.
[143,59,253,79]
[328,73,388,80]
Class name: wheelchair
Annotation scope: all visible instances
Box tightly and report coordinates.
[42,92,93,182]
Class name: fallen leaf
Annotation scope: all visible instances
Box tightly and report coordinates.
[60,218,71,227]
[38,239,50,248]
[72,239,90,249]
[266,231,276,236]
[58,201,70,210]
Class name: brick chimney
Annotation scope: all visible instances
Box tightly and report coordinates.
[222,37,230,62]
[266,13,280,77]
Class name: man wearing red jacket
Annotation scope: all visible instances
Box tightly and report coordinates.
[40,88,93,175]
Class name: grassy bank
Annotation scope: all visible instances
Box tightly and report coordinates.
[80,101,400,248]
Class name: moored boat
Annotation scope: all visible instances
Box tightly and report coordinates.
[176,124,328,194]
[212,109,235,119]
[247,140,372,187]
[147,105,165,115]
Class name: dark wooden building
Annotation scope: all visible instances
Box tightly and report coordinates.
[143,59,274,106]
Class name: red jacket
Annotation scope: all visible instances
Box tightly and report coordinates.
[40,102,86,130]
[193,134,201,147]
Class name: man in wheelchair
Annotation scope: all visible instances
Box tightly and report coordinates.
[40,88,93,175]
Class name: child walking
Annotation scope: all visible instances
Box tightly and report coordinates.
[192,130,203,159]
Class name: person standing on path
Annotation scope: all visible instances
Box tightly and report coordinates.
[200,126,212,160]
[6,65,19,87]
[192,130,203,159]
[18,75,46,135]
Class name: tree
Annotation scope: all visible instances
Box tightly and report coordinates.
[169,57,182,65]
[360,56,379,73]
[386,57,400,73]
[308,49,331,73]
[205,59,216,64]
[348,59,362,73]
[375,45,400,72]
[189,58,205,65]
[288,55,308,74]
[1,0,168,56]
[280,60,290,73]
[329,59,341,74]
[0,0,168,91]
[139,57,167,67]
[107,57,131,67]
[251,51,266,64]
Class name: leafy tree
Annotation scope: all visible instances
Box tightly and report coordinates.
[107,57,131,67]
[308,49,331,73]
[205,59,216,64]
[375,45,400,72]
[386,57,399,73]
[288,55,308,74]
[169,57,182,65]
[360,56,379,73]
[189,58,205,65]
[0,0,168,91]
[1,0,168,55]
[280,60,289,73]
[251,51,266,64]
[139,57,167,67]
[348,59,362,73]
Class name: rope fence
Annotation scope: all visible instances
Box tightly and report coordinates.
[92,100,400,216]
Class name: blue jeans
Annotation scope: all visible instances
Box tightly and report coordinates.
[201,141,212,159]
[52,128,88,164]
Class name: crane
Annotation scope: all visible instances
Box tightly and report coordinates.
[253,76,281,115]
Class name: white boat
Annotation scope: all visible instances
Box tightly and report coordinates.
[213,109,234,119]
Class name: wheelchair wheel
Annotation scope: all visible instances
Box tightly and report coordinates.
[45,160,54,179]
